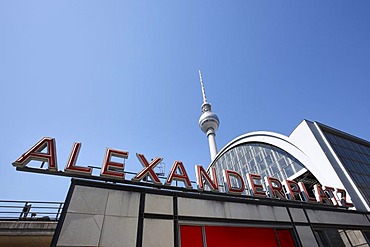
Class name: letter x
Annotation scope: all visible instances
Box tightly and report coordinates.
[132,153,163,185]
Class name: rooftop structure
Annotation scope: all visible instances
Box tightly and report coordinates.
[208,120,370,212]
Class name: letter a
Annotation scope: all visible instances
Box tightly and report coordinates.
[12,137,58,171]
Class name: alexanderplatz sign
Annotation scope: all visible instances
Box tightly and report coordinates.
[13,137,353,208]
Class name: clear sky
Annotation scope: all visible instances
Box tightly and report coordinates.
[1,1,370,202]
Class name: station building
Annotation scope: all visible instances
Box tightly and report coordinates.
[50,74,370,246]
[210,120,370,212]
[48,120,370,247]
[6,72,370,246]
[51,176,369,247]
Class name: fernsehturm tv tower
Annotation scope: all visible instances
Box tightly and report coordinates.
[198,70,220,161]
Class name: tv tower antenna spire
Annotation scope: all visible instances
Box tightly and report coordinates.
[198,70,220,160]
[199,70,208,104]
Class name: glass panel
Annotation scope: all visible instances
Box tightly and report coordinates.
[322,130,370,206]
[205,226,279,247]
[345,230,369,246]
[180,225,203,247]
[315,228,370,247]
[285,165,294,178]
[212,142,310,196]
[293,162,304,174]
[277,229,295,247]
[314,229,346,247]
[338,230,352,247]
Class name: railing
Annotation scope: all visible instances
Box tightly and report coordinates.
[0,200,64,221]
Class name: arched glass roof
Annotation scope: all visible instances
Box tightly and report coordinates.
[212,142,306,192]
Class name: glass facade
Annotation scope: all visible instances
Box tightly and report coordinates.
[322,130,370,206]
[212,142,305,194]
[180,225,295,247]
[314,228,370,247]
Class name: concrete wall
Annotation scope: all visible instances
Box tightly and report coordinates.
[53,180,370,247]
[0,221,57,247]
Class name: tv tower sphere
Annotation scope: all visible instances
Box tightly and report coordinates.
[199,105,219,134]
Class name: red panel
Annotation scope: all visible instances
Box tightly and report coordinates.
[180,225,203,247]
[277,229,295,247]
[205,226,279,247]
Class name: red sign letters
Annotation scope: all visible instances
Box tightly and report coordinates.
[12,137,353,208]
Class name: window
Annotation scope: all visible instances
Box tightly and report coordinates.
[180,225,295,247]
[314,228,369,247]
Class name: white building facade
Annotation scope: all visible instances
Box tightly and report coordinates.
[209,120,370,212]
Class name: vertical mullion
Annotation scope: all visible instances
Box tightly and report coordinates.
[202,225,207,247]
[174,196,179,247]
[286,207,303,247]
[274,228,282,247]
[136,192,145,247]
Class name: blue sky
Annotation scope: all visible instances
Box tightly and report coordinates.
[1,1,369,202]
